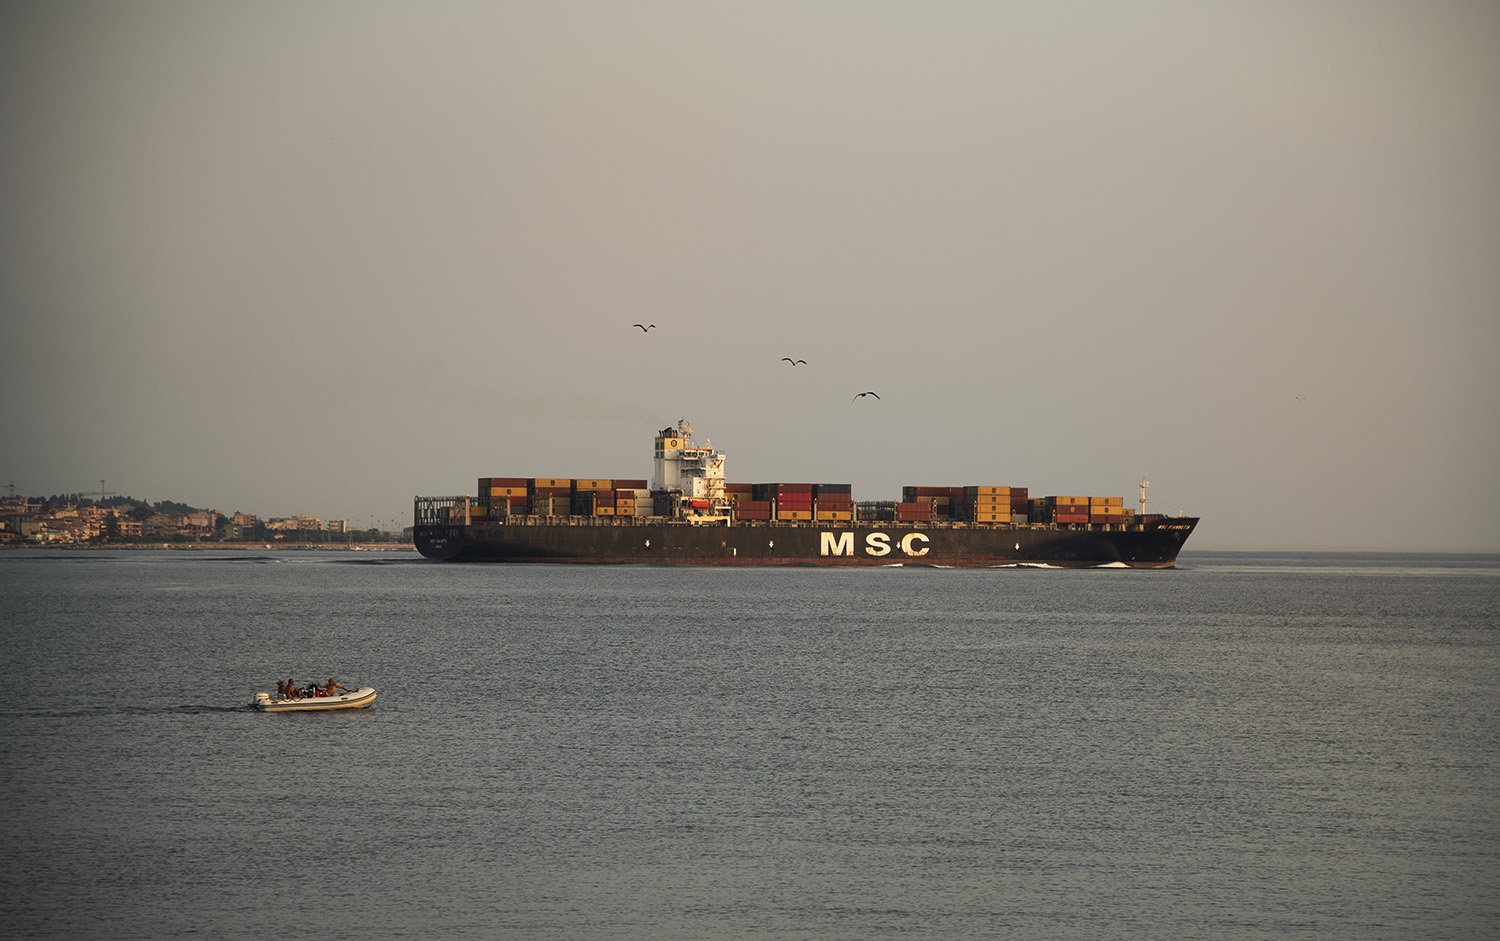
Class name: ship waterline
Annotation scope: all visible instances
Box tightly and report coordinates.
[414,517,1197,568]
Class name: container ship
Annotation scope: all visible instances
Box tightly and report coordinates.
[413,420,1198,568]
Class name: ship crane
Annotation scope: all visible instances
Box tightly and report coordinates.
[1139,478,1149,516]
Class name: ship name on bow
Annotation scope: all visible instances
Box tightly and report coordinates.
[820,531,930,558]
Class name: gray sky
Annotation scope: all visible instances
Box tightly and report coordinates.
[4,1,1497,551]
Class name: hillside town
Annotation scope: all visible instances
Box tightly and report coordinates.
[0,491,409,547]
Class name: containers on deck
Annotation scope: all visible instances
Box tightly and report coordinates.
[473,472,1132,528]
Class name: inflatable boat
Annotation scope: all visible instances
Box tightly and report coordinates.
[253,686,377,712]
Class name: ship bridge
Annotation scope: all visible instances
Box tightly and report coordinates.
[650,419,726,503]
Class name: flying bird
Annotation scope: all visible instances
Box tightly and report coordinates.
[852,391,880,402]
[781,357,807,365]
[632,323,657,332]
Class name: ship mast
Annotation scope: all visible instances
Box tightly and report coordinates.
[1138,478,1149,516]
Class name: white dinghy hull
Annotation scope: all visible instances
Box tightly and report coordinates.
[253,687,377,712]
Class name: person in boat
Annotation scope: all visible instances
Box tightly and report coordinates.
[282,677,298,699]
[323,677,344,697]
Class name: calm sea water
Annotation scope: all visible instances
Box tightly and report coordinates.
[1,549,1496,940]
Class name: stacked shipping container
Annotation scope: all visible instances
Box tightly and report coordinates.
[1024,495,1133,524]
[477,477,528,518]
[813,483,853,522]
[898,485,1029,523]
[528,478,571,516]
[473,473,1132,527]
[756,483,813,521]
[955,485,1029,524]
[723,483,770,520]
[900,486,955,521]
[473,476,651,518]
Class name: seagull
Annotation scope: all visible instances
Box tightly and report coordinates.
[632,323,657,332]
[781,357,807,365]
[852,391,880,402]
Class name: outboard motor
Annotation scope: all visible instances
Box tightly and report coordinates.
[253,692,272,708]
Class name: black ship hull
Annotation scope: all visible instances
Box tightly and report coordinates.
[414,518,1198,568]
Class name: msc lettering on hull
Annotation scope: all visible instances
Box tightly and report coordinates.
[819,531,930,557]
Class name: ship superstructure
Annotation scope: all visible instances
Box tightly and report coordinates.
[649,420,732,520]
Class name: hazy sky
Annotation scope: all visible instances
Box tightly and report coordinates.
[4,1,1497,550]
